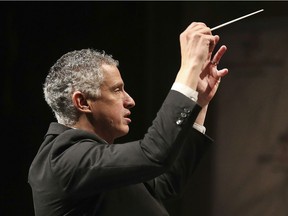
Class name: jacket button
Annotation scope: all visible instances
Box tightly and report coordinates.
[176,119,183,125]
[180,112,187,118]
[184,108,191,113]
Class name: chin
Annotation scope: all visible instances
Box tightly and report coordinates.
[120,127,129,136]
[118,127,129,137]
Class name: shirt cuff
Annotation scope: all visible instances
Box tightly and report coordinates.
[171,82,198,102]
[193,122,206,134]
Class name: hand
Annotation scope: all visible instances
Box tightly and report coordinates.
[197,44,229,107]
[175,22,219,90]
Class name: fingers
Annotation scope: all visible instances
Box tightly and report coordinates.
[211,66,229,80]
[188,23,219,54]
[207,44,228,79]
[185,22,210,34]
[181,22,219,58]
[210,45,227,66]
[216,68,229,81]
[207,69,228,90]
[217,68,229,77]
[186,23,219,58]
[179,22,216,67]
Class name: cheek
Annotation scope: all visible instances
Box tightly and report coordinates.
[112,108,124,122]
[104,105,124,122]
[92,101,124,124]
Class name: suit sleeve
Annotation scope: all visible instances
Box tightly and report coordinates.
[143,128,213,201]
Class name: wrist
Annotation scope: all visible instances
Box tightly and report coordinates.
[175,65,202,90]
[171,82,198,102]
[195,105,208,125]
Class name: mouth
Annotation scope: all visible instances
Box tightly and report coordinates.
[124,112,132,124]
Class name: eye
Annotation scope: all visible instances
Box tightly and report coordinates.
[112,83,124,94]
[114,87,122,93]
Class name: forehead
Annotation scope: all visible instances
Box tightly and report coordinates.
[101,64,124,86]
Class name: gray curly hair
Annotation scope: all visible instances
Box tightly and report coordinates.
[43,48,119,127]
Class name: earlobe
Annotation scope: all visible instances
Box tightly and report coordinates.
[72,91,91,113]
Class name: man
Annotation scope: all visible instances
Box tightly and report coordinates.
[28,22,228,216]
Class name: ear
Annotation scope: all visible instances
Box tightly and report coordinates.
[72,91,92,113]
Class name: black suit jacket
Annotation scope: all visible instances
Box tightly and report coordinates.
[28,90,212,216]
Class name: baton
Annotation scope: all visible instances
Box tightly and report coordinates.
[211,9,264,31]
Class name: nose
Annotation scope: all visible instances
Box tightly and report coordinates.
[124,91,135,109]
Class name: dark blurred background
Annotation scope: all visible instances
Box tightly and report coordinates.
[1,1,288,216]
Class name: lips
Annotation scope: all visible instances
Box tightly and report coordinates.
[124,111,132,124]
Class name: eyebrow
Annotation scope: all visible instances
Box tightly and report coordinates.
[111,82,124,90]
